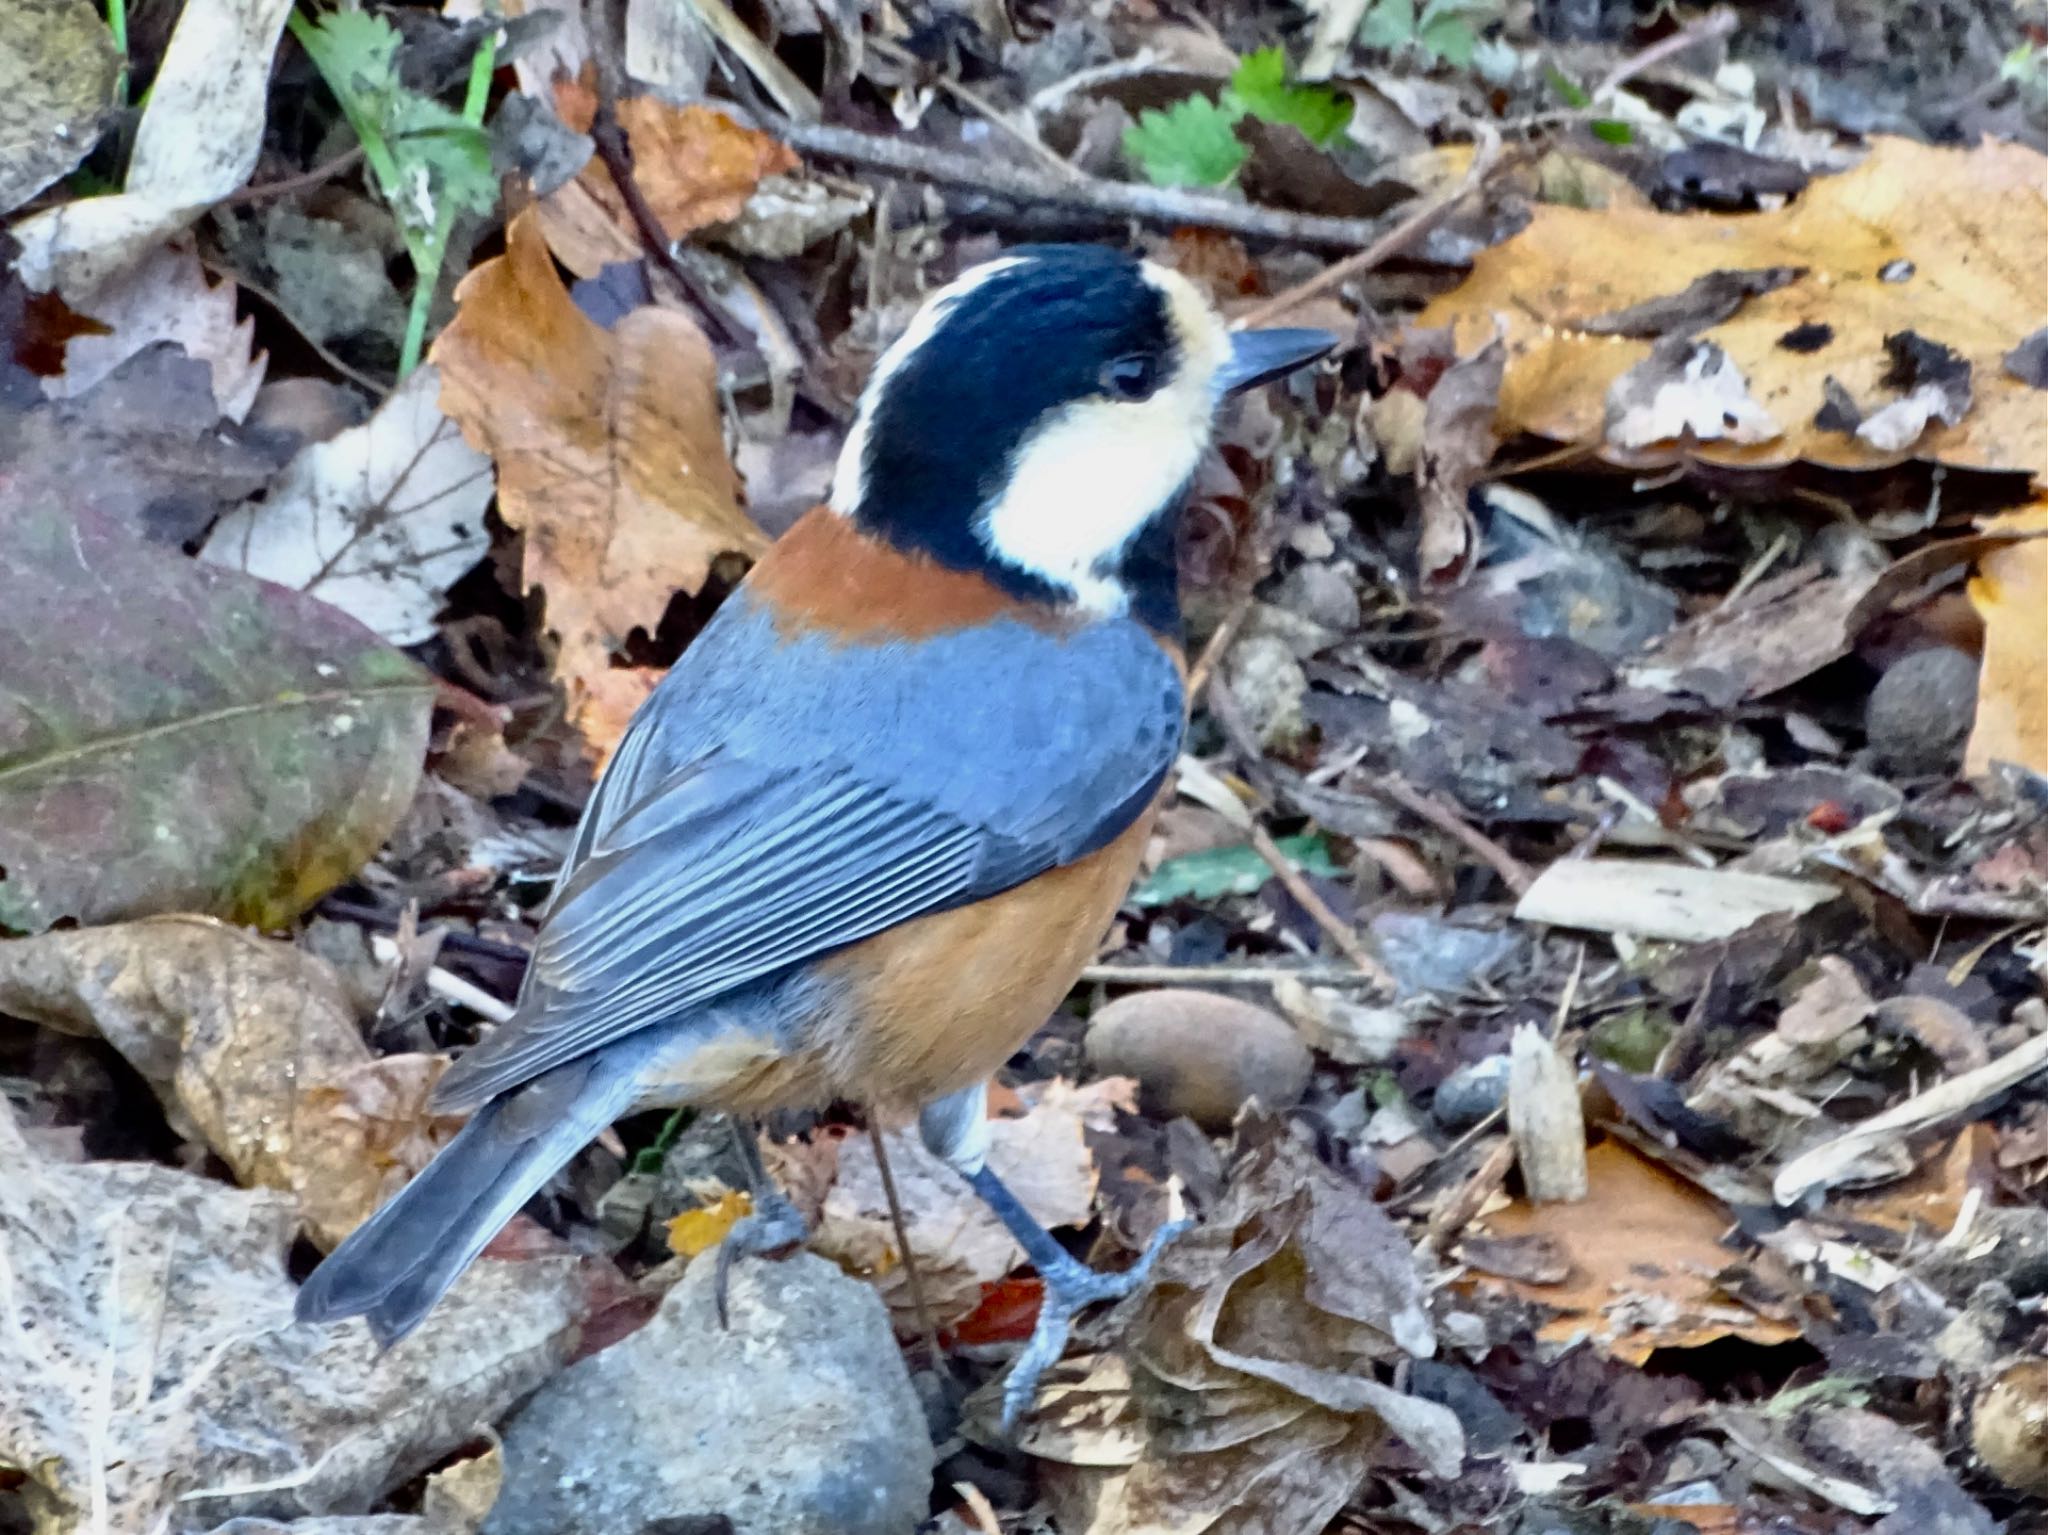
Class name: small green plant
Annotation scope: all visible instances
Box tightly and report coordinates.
[1123,47,1354,188]
[2003,41,2048,107]
[290,8,499,377]
[1358,0,1501,70]
[1131,833,1341,906]
[1542,61,1636,145]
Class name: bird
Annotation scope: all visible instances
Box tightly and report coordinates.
[295,243,1335,1424]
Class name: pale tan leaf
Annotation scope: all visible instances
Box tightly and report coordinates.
[47,241,266,420]
[13,0,296,301]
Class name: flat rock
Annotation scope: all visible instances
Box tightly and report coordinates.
[484,1252,933,1535]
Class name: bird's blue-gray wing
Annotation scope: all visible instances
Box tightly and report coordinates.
[431,596,1183,1110]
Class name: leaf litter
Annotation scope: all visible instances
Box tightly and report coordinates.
[2,1,2046,1532]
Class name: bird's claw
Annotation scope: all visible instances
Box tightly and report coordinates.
[999,1215,1192,1435]
[712,1189,810,1329]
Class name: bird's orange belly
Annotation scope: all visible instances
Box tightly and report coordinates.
[703,810,1154,1116]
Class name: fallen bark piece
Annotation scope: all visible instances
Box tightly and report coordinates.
[1515,859,1838,942]
[1507,1022,1588,1202]
[1773,1019,2048,1205]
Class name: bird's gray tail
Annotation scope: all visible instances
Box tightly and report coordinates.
[294,1052,639,1344]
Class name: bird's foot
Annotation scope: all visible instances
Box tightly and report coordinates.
[999,1215,1192,1435]
[713,1188,810,1329]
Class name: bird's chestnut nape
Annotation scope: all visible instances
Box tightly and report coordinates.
[828,246,1333,631]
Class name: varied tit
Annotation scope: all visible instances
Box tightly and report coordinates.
[297,244,1335,1424]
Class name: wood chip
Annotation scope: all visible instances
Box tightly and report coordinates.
[1515,860,1838,942]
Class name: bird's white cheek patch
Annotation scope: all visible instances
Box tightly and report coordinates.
[980,386,1211,613]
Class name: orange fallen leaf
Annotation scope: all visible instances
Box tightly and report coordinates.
[665,1189,753,1259]
[1966,496,2048,778]
[1837,1123,1996,1237]
[538,83,797,277]
[431,210,768,765]
[1420,136,2048,474]
[1627,1504,1739,1535]
[949,1275,1045,1346]
[1472,1137,1797,1363]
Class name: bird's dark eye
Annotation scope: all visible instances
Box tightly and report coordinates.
[1101,353,1161,401]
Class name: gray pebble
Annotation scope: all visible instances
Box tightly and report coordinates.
[485,1253,932,1535]
[1866,646,1977,777]
[1433,1053,1511,1132]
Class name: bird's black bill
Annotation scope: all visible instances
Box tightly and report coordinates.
[1217,327,1339,396]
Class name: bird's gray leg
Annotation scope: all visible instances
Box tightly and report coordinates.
[920,1082,1191,1433]
[713,1114,808,1328]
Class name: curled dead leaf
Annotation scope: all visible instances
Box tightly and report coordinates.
[430,209,768,765]
[1020,1115,1460,1535]
[0,916,461,1247]
[0,1098,583,1533]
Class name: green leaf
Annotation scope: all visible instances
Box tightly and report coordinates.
[1131,834,1341,907]
[1591,117,1634,145]
[1543,63,1590,108]
[0,361,433,933]
[294,10,494,245]
[294,9,404,138]
[388,94,498,222]
[1358,0,1418,52]
[1229,47,1353,146]
[1417,10,1478,67]
[1123,94,1249,187]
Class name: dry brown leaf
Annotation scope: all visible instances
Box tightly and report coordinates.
[808,1079,1127,1330]
[1473,1137,1797,1363]
[1416,336,1503,580]
[1965,498,2048,777]
[1419,136,2048,473]
[1020,1115,1460,1535]
[0,916,460,1247]
[536,84,797,278]
[431,209,767,764]
[0,1098,585,1534]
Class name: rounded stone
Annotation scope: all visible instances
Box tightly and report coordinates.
[1866,645,1977,777]
[1085,989,1314,1131]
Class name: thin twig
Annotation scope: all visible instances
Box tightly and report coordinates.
[369,934,514,1024]
[1248,822,1397,988]
[868,33,1083,182]
[1206,678,1392,990]
[1592,7,1740,101]
[1234,127,1506,327]
[1418,1135,1515,1256]
[587,5,746,350]
[197,254,393,399]
[867,1119,951,1380]
[757,113,1415,251]
[1373,773,1536,896]
[221,146,366,205]
[1184,587,1257,703]
[1079,961,1382,987]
